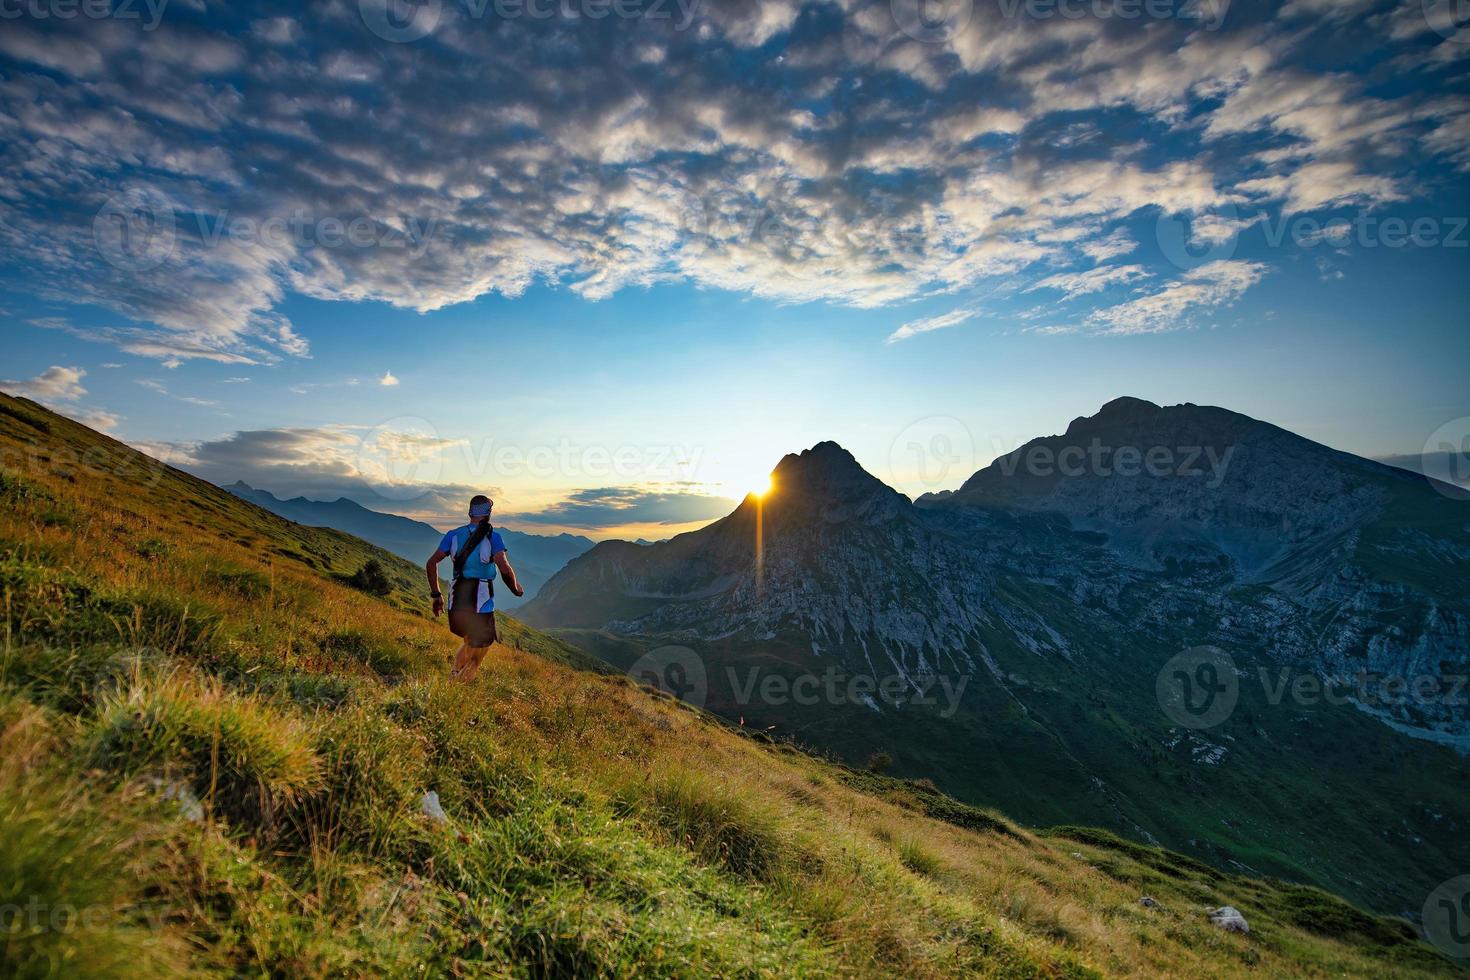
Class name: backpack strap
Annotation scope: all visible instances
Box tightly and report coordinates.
[452,521,494,581]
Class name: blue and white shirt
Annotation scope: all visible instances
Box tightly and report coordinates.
[440,525,507,613]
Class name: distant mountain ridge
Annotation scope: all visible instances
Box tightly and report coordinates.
[524,397,1470,914]
[225,482,594,608]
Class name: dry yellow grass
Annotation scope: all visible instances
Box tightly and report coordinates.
[0,393,1457,978]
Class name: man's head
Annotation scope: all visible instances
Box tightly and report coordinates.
[468,494,493,523]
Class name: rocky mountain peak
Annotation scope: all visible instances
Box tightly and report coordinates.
[768,441,902,516]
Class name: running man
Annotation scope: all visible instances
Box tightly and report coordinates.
[425,494,523,681]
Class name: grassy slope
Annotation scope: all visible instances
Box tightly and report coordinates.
[0,393,1457,978]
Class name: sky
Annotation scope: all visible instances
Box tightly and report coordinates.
[0,0,1467,538]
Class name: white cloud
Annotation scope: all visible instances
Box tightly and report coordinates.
[1028,265,1151,300]
[1,366,122,432]
[379,371,400,387]
[886,309,977,344]
[64,407,122,431]
[0,365,88,402]
[1087,261,1267,336]
[0,0,1455,357]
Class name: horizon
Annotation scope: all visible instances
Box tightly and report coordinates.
[1,0,1467,539]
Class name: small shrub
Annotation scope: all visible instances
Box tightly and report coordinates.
[134,537,171,560]
[345,559,391,597]
[866,750,894,773]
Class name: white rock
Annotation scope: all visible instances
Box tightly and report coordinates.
[420,790,448,824]
[163,780,204,822]
[1208,906,1249,933]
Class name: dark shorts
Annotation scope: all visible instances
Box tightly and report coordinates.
[449,577,498,648]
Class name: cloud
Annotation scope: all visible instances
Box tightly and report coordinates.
[0,0,1460,355]
[514,485,737,528]
[886,309,977,344]
[379,371,399,387]
[0,365,88,402]
[1087,261,1267,336]
[1,365,123,432]
[141,424,483,522]
[65,407,123,432]
[136,378,218,407]
[1028,265,1151,300]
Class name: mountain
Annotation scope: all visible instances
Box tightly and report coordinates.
[224,482,594,608]
[7,396,1453,976]
[523,398,1470,915]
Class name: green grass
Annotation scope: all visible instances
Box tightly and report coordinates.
[0,391,1460,978]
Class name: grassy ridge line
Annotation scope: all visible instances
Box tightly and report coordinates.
[0,392,1455,978]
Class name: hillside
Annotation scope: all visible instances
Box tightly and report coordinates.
[223,482,594,608]
[521,401,1470,916]
[0,391,1458,978]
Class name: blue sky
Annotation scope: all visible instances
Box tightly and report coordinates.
[1,0,1467,537]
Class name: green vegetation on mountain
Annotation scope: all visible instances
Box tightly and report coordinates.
[0,392,1458,977]
[522,412,1470,916]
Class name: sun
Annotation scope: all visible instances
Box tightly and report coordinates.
[748,474,773,499]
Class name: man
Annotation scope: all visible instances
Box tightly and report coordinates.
[425,494,523,681]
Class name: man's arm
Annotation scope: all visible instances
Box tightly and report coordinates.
[493,550,524,597]
[425,548,449,616]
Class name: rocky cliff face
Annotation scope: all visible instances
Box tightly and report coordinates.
[523,400,1470,914]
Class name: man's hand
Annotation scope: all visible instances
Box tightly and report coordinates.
[494,550,524,599]
[432,595,445,617]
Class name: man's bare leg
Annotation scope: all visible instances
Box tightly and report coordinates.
[451,643,491,682]
[449,639,466,666]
